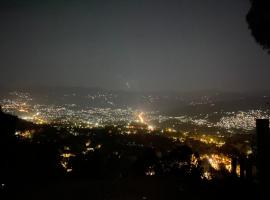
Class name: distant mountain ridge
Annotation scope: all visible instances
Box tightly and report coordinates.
[1,86,270,115]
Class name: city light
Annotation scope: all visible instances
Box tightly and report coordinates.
[60,152,75,173]
[0,91,258,180]
[15,130,35,139]
[138,112,145,123]
[201,154,232,172]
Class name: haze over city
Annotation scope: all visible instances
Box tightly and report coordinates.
[1,0,270,91]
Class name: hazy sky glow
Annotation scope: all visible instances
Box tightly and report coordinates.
[1,0,270,92]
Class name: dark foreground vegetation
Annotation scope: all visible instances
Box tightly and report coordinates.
[0,110,263,200]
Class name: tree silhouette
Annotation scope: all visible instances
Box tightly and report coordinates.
[246,0,270,53]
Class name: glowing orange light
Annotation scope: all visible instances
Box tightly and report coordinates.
[138,112,145,123]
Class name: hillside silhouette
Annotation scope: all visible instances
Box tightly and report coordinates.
[0,108,262,199]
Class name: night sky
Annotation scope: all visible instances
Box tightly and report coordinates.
[1,0,270,92]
